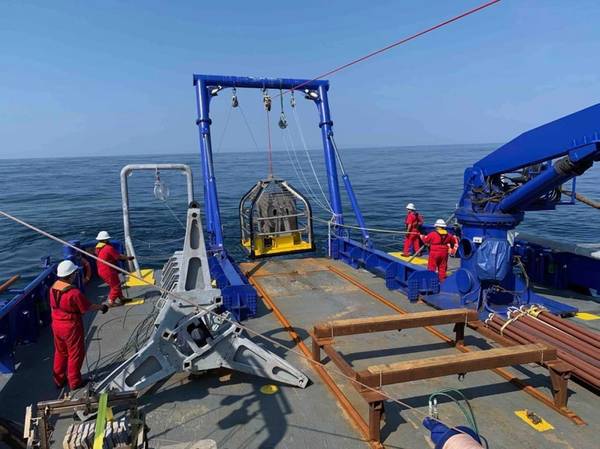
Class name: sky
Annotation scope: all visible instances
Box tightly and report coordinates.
[2,0,600,159]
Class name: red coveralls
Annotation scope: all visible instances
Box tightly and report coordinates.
[403,211,422,255]
[96,243,122,302]
[49,280,91,389]
[422,230,458,282]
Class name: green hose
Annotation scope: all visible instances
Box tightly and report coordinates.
[428,388,479,436]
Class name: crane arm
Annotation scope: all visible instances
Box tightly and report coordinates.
[474,103,600,176]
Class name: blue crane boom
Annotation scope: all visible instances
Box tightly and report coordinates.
[427,102,600,315]
[474,103,600,176]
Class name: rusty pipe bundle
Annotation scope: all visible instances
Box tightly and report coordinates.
[488,319,599,387]
[507,313,600,365]
[538,311,600,350]
[485,314,600,389]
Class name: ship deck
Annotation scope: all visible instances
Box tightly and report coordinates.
[1,257,599,449]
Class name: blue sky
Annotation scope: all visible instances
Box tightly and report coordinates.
[2,0,600,158]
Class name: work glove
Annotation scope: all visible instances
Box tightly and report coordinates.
[101,304,109,314]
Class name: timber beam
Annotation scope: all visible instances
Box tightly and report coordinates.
[310,308,572,445]
[356,343,557,387]
[313,308,478,338]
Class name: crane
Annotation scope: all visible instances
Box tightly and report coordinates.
[427,103,600,315]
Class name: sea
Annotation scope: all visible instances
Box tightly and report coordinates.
[2,145,600,287]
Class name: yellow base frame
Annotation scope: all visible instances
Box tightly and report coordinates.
[242,232,313,257]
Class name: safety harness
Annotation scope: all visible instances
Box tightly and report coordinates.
[50,280,79,317]
[431,230,452,247]
[405,211,424,231]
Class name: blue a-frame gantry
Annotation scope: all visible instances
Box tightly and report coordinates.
[193,75,352,250]
[192,74,445,317]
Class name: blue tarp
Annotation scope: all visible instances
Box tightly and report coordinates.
[476,239,511,281]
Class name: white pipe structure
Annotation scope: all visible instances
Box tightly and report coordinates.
[120,164,194,274]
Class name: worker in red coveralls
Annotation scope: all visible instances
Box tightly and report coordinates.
[50,260,108,389]
[420,219,458,282]
[95,231,134,306]
[402,203,423,256]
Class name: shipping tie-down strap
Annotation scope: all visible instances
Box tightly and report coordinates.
[93,393,109,449]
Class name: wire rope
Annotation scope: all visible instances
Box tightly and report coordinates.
[273,0,502,98]
[163,201,186,230]
[281,130,334,215]
[237,103,262,152]
[215,103,234,153]
[290,106,332,211]
[265,109,273,176]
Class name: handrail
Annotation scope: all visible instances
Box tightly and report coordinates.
[0,264,55,321]
[256,212,305,221]
[120,164,194,274]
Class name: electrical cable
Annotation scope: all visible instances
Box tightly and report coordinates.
[0,207,477,440]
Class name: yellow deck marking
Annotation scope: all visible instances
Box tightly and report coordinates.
[575,312,600,321]
[126,298,145,306]
[260,384,279,395]
[389,252,429,265]
[515,410,554,432]
[125,269,155,287]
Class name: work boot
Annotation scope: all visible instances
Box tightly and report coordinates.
[70,378,89,391]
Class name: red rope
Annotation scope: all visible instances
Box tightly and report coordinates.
[276,0,501,97]
[266,110,273,176]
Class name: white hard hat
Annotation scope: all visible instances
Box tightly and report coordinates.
[57,260,78,278]
[406,203,416,211]
[96,231,111,240]
[434,219,447,228]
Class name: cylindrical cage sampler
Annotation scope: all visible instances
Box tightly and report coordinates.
[239,178,314,258]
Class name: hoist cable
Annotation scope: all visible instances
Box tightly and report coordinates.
[283,129,335,215]
[281,130,334,215]
[237,103,261,152]
[274,0,501,98]
[0,207,479,442]
[215,104,234,152]
[282,131,328,211]
[291,106,332,211]
[266,109,273,176]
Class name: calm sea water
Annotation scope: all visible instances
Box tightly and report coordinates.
[2,145,600,286]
